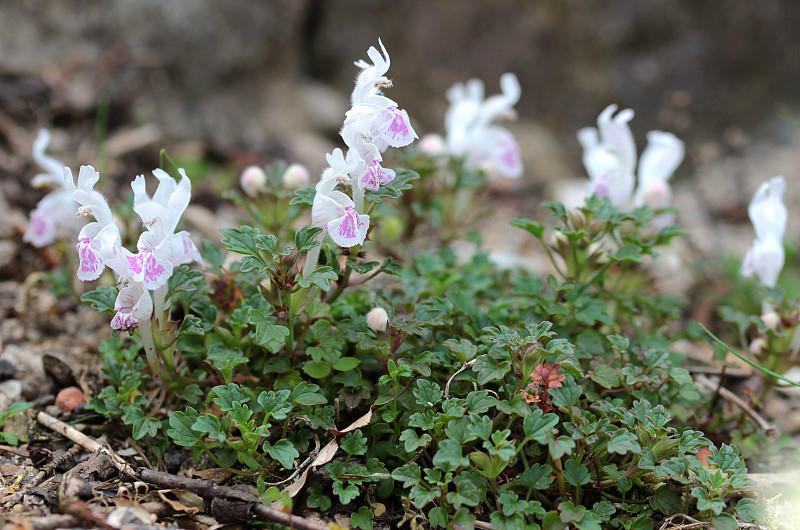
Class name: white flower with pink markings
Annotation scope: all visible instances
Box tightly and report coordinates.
[578,105,684,211]
[23,130,83,247]
[312,174,369,248]
[429,73,523,179]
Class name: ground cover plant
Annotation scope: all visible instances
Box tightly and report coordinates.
[4,38,793,529]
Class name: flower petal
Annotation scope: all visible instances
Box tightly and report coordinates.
[327,207,369,247]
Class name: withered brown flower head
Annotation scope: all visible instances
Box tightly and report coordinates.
[530,362,566,389]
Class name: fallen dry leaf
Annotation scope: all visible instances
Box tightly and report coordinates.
[157,488,206,515]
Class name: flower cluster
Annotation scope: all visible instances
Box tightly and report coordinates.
[578,104,684,213]
[420,73,523,179]
[741,176,786,288]
[23,130,83,247]
[65,165,201,332]
[306,40,416,273]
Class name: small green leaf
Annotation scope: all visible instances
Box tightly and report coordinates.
[122,404,160,440]
[297,266,338,292]
[514,464,554,490]
[350,506,374,530]
[294,226,323,253]
[614,244,643,262]
[650,484,683,515]
[558,501,586,523]
[265,439,299,470]
[735,498,765,525]
[562,459,591,487]
[257,389,293,421]
[400,429,432,453]
[248,309,290,353]
[340,431,368,456]
[413,379,443,407]
[392,464,421,488]
[523,409,559,443]
[303,360,332,379]
[591,364,620,389]
[511,218,546,240]
[81,286,118,313]
[710,513,738,530]
[167,407,201,447]
[333,357,361,371]
[290,186,315,207]
[432,439,469,472]
[607,428,642,455]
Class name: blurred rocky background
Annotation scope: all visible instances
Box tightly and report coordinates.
[2,0,800,261]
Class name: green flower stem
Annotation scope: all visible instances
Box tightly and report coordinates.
[138,319,160,374]
[701,323,800,388]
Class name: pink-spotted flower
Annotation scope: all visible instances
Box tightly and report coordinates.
[23,130,82,247]
[439,73,523,179]
[128,169,202,290]
[63,165,125,281]
[351,136,395,192]
[343,39,417,153]
[742,176,786,288]
[578,105,637,208]
[311,175,369,248]
[110,281,153,332]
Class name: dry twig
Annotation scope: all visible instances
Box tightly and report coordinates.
[695,375,777,435]
[36,411,136,475]
[138,468,329,530]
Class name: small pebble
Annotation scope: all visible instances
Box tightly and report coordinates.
[55,386,87,412]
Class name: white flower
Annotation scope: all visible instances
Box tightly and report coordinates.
[23,130,82,247]
[240,165,268,197]
[633,131,685,210]
[344,39,417,153]
[741,176,786,288]
[579,105,684,213]
[443,73,523,179]
[578,105,637,207]
[64,165,125,281]
[128,169,201,290]
[110,281,153,332]
[311,175,369,248]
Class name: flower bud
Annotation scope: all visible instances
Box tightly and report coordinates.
[749,337,767,356]
[366,307,389,334]
[418,134,445,156]
[762,310,780,330]
[282,163,310,190]
[240,165,268,197]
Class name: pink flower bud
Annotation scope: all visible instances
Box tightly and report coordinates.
[418,134,445,156]
[366,307,389,333]
[282,163,310,189]
[749,337,767,356]
[241,165,268,197]
[762,311,780,330]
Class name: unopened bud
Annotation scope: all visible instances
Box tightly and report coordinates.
[241,165,268,197]
[762,311,780,330]
[418,134,445,156]
[749,337,767,356]
[366,307,389,334]
[282,163,310,189]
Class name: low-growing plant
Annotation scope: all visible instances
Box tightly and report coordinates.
[22,39,778,529]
